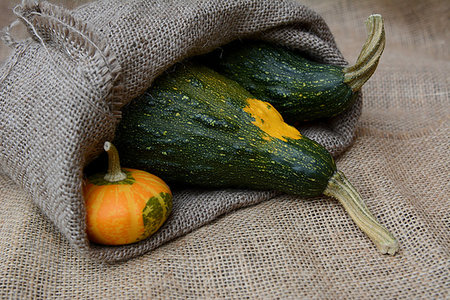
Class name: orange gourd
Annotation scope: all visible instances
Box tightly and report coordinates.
[83,142,172,245]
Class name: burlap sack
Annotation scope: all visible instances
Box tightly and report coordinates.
[0,0,362,261]
[1,0,448,298]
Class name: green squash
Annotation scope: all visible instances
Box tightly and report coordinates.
[114,62,398,255]
[203,15,385,123]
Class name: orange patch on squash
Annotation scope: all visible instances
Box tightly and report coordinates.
[243,98,302,142]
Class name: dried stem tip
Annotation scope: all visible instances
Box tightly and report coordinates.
[343,14,385,92]
[103,141,127,182]
[324,170,399,255]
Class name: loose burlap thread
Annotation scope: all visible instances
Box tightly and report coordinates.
[0,0,448,298]
[0,0,361,262]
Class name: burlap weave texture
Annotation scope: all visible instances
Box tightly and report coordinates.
[0,0,448,298]
[0,0,361,261]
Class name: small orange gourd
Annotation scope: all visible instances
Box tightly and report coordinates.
[83,142,172,245]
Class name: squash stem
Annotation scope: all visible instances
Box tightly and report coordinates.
[324,170,399,255]
[103,141,127,182]
[343,14,385,92]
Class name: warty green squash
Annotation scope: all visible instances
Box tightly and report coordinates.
[203,15,385,123]
[113,62,398,255]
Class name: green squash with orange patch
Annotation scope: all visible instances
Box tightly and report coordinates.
[114,63,399,255]
[115,63,334,196]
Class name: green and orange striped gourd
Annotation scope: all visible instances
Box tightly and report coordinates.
[83,142,172,245]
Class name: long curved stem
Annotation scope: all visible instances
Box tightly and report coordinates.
[343,14,385,92]
[103,141,127,182]
[324,171,399,255]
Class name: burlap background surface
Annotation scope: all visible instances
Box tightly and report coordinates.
[0,0,448,298]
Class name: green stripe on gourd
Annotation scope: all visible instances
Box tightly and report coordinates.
[142,192,172,238]
[204,15,385,122]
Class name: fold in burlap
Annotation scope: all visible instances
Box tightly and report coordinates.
[0,0,361,261]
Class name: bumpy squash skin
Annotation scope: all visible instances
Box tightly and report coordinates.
[204,41,355,123]
[114,64,336,197]
[114,63,400,256]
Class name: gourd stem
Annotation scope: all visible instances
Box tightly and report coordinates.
[343,14,385,92]
[103,141,127,182]
[324,170,399,255]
